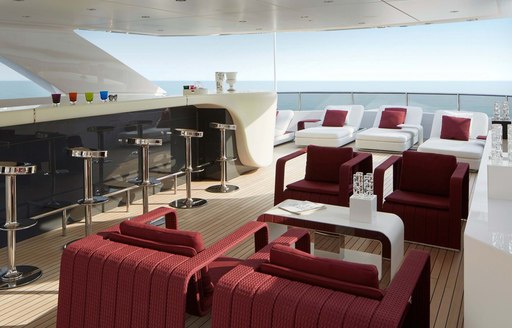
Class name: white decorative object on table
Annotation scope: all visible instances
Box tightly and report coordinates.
[493,102,502,120]
[349,172,376,223]
[502,100,510,121]
[225,72,237,92]
[215,72,225,93]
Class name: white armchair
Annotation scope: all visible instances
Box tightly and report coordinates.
[355,105,423,152]
[294,105,364,147]
[417,110,489,170]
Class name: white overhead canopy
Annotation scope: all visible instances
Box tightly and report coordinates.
[1,0,512,36]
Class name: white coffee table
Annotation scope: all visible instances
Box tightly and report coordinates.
[258,202,404,279]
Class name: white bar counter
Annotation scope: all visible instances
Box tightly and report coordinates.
[464,134,512,327]
[0,92,277,168]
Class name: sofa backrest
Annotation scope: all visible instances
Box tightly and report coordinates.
[373,105,423,127]
[323,105,364,129]
[430,110,489,139]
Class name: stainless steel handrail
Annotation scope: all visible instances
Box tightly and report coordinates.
[278,91,512,111]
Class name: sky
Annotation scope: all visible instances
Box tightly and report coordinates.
[1,17,512,82]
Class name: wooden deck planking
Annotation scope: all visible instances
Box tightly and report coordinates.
[0,142,474,327]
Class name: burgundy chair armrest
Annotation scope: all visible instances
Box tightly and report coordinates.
[450,162,470,220]
[274,148,307,205]
[297,119,321,131]
[339,152,373,205]
[125,206,179,229]
[374,156,402,211]
[211,228,310,328]
[98,207,179,235]
[370,249,430,328]
[165,221,270,327]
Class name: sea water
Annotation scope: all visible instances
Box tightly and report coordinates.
[2,80,511,114]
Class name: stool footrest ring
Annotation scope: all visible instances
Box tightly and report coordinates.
[78,196,109,205]
[0,218,37,231]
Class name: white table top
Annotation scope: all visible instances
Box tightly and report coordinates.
[265,202,404,239]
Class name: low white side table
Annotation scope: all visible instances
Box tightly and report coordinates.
[258,202,404,279]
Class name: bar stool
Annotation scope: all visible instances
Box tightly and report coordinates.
[119,138,162,213]
[125,120,153,184]
[206,122,239,193]
[68,147,109,238]
[87,126,114,195]
[35,131,68,208]
[0,161,42,289]
[170,128,207,209]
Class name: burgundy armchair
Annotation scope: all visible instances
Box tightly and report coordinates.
[374,151,469,250]
[57,207,270,328]
[211,240,430,328]
[274,145,373,206]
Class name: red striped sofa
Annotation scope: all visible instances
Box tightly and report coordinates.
[211,243,430,328]
[57,207,291,328]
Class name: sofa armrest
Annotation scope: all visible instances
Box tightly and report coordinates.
[374,156,402,211]
[397,123,424,144]
[166,221,270,327]
[274,148,307,205]
[128,206,178,229]
[370,249,430,328]
[98,207,178,236]
[297,119,321,131]
[339,152,373,205]
[450,162,470,220]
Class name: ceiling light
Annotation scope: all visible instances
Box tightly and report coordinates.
[450,10,459,13]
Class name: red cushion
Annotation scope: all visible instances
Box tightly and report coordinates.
[322,110,348,127]
[107,232,198,257]
[304,145,353,183]
[399,151,457,197]
[384,107,407,114]
[119,219,205,252]
[286,179,340,195]
[385,190,450,210]
[379,110,406,129]
[440,115,471,141]
[259,263,384,300]
[269,244,379,288]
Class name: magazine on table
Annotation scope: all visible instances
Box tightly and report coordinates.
[278,199,327,215]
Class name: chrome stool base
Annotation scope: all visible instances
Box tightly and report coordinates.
[205,184,239,193]
[0,265,42,290]
[169,198,207,209]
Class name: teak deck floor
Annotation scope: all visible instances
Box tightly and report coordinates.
[0,142,474,328]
